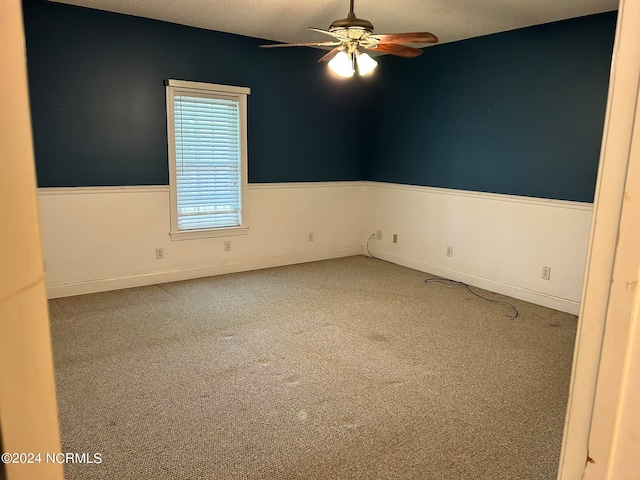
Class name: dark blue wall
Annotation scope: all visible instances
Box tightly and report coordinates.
[24,1,616,200]
[23,0,369,186]
[365,12,616,202]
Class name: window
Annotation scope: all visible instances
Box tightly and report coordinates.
[166,79,250,240]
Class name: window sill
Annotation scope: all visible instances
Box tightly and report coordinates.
[169,226,249,241]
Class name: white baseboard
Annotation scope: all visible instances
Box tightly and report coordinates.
[368,248,580,315]
[47,246,364,299]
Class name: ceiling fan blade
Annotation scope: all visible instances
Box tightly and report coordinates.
[317,46,343,63]
[370,32,438,44]
[308,27,349,40]
[260,41,341,48]
[363,43,423,58]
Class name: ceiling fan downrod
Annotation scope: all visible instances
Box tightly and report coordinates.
[330,0,374,31]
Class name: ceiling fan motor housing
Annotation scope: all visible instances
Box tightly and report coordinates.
[329,12,374,32]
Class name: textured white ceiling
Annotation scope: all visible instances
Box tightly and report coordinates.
[51,0,618,46]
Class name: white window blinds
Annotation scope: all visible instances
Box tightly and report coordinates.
[173,94,242,230]
[166,80,249,239]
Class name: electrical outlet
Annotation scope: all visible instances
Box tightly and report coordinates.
[376,230,382,240]
[541,266,551,280]
[224,241,231,252]
[446,246,454,257]
[308,232,314,242]
[155,248,164,260]
[393,234,398,244]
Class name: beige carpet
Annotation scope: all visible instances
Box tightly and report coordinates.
[49,256,576,479]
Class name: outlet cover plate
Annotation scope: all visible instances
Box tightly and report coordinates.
[541,266,551,280]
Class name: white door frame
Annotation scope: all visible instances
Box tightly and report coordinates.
[0,1,64,480]
[558,0,640,478]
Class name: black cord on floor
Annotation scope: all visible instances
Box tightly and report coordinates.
[425,277,519,318]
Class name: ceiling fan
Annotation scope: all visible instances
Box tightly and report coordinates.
[260,0,438,77]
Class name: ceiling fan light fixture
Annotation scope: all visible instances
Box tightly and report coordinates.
[328,51,354,78]
[356,51,377,76]
[260,0,437,78]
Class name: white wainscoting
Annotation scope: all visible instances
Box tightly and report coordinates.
[38,182,366,298]
[363,182,593,314]
[38,181,593,313]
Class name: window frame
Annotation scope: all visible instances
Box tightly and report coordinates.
[165,79,250,241]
